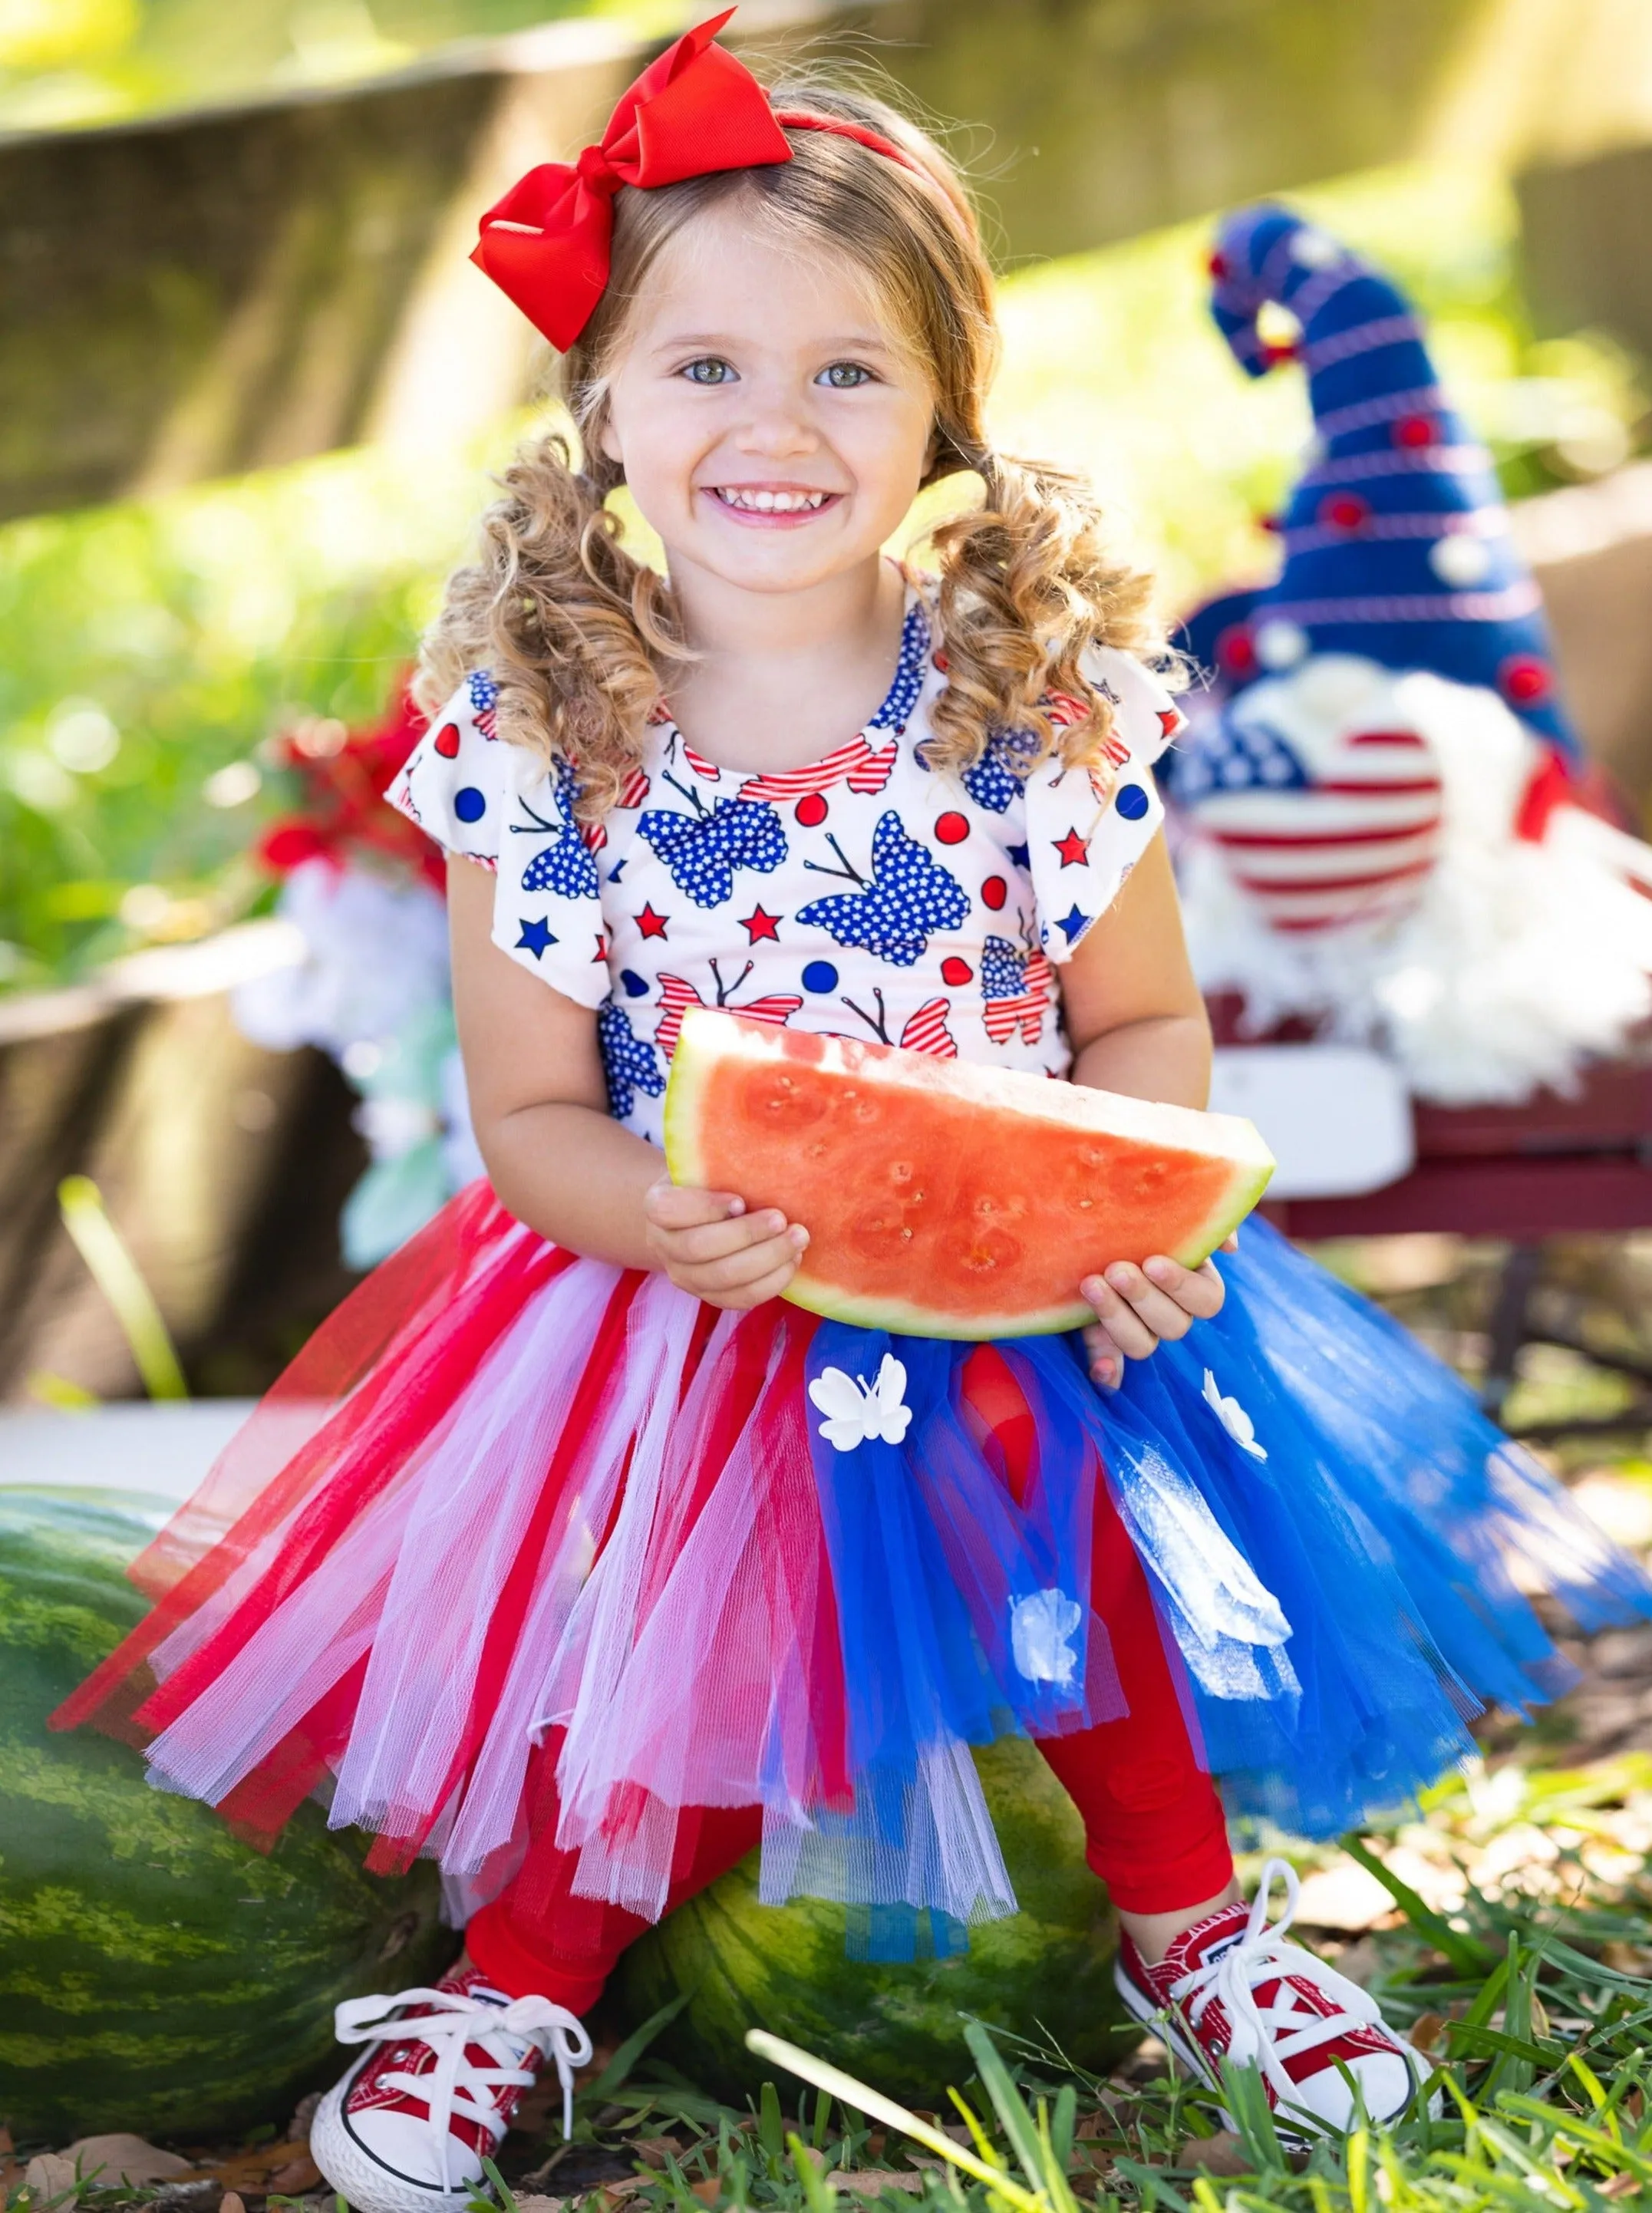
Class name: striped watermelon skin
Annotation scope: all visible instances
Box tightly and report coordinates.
[608,1738,1136,2107]
[0,1486,449,2143]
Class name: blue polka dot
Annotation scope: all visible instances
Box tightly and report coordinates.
[802,960,839,994]
[621,968,649,998]
[453,786,486,823]
[1114,783,1149,821]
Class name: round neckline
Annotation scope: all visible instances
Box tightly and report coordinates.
[651,572,930,783]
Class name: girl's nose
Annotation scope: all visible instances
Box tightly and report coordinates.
[733,394,820,459]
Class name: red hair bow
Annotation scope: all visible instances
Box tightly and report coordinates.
[472,8,791,352]
[473,8,918,351]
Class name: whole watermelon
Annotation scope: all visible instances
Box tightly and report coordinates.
[0,1484,450,2143]
[608,1737,1137,2106]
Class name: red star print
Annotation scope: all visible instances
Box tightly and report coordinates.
[1054,827,1090,868]
[740,905,781,943]
[1158,706,1184,739]
[635,904,669,940]
[593,932,607,961]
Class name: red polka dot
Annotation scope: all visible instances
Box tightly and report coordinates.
[1499,654,1553,705]
[434,722,461,758]
[794,793,828,826]
[1217,624,1258,676]
[981,875,1007,910]
[940,956,972,986]
[1208,251,1228,281]
[932,649,949,673]
[1394,414,1436,449]
[1321,492,1370,532]
[935,811,969,845]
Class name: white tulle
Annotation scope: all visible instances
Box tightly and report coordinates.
[143,1263,625,1819]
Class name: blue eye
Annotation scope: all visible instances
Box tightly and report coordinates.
[819,362,874,388]
[682,358,736,384]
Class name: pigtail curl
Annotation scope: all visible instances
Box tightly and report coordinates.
[923,449,1160,790]
[414,431,686,823]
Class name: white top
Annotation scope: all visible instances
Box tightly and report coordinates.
[389,584,1180,1146]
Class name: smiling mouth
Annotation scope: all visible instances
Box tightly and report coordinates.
[707,486,839,514]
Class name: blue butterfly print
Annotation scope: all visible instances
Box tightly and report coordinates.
[638,774,786,908]
[511,763,598,901]
[598,1002,666,1121]
[796,811,970,968]
[981,934,1032,998]
[961,733,1026,814]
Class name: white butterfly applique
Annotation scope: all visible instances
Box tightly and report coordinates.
[1010,1588,1083,1687]
[1202,1368,1268,1461]
[807,1354,912,1452]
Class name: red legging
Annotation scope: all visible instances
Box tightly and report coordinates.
[467,1349,1232,2007]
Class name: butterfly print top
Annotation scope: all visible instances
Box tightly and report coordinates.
[388,585,1182,1144]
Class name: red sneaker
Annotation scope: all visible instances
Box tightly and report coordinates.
[310,1967,592,2213]
[1115,1859,1431,2141]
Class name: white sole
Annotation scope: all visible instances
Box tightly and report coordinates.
[1114,1963,1435,2145]
[311,2078,493,2213]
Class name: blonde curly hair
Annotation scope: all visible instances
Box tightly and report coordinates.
[417,75,1158,822]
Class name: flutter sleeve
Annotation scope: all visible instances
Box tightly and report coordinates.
[387,674,610,1007]
[1024,648,1185,962]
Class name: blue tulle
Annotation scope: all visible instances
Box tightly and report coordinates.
[784,1221,1651,1953]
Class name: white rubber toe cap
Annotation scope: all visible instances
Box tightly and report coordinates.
[1284,2046,1420,2133]
[311,2082,485,2213]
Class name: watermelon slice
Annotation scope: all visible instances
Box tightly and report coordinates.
[664,1010,1275,1339]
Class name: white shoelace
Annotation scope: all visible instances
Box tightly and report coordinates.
[1168,1858,1398,2116]
[335,1986,595,2194]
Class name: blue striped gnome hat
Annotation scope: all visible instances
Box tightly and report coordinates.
[1181,203,1581,764]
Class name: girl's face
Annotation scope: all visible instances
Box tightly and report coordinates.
[598,196,936,601]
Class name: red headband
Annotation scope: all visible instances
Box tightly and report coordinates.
[470,7,921,352]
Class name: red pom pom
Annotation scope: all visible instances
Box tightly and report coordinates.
[1320,492,1370,532]
[1216,623,1258,676]
[1393,414,1436,450]
[258,822,329,876]
[1499,653,1553,706]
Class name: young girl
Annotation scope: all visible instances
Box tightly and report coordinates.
[60,16,1652,2206]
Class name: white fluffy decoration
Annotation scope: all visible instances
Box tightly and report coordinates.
[233,859,483,1264]
[1176,659,1652,1105]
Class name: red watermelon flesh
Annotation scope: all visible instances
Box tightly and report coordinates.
[664,1011,1274,1339]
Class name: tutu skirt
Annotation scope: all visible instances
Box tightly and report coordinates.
[59,1182,1651,1940]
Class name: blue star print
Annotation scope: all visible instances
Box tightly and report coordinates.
[513,762,598,900]
[598,1002,666,1121]
[796,810,970,967]
[961,733,1024,814]
[1054,902,1090,945]
[869,602,931,731]
[638,796,787,908]
[981,935,1034,998]
[516,917,557,959]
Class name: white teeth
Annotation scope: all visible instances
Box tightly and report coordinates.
[716,487,829,513]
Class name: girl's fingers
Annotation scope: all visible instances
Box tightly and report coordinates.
[714,1257,804,1311]
[1082,1320,1125,1390]
[1097,1261,1202,1343]
[660,1207,796,1268]
[1139,1253,1225,1320]
[645,1178,748,1229]
[1079,1274,1160,1361]
[680,1227,805,1296]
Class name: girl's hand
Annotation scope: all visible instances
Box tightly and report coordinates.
[1080,1235,1234,1388]
[644,1179,808,1311]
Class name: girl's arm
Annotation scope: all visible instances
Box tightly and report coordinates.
[449,857,807,1308]
[1057,834,1227,1383]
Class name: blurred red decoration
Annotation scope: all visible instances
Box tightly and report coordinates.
[256,678,442,892]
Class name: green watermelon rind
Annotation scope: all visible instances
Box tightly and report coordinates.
[0,1486,450,2142]
[664,1008,1275,1339]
